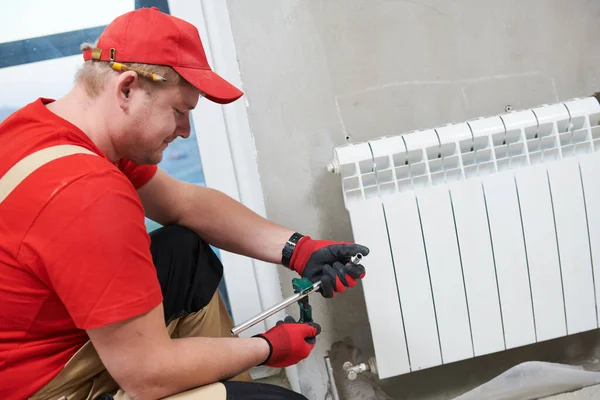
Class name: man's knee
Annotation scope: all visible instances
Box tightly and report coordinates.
[223,382,308,400]
[150,224,200,255]
[125,382,307,400]
[150,224,224,322]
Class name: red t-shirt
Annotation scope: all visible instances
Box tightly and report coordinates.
[0,98,164,398]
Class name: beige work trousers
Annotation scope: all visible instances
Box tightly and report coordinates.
[30,292,252,400]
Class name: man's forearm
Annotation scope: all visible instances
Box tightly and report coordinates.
[177,183,294,264]
[128,336,269,400]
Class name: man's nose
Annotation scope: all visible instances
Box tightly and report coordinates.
[177,116,191,139]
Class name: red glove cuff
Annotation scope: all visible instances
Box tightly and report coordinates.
[289,236,345,275]
[289,236,312,275]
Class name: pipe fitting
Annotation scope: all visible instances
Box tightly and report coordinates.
[327,159,340,174]
[342,357,377,380]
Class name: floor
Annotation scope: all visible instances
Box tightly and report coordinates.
[253,369,600,399]
[543,385,600,399]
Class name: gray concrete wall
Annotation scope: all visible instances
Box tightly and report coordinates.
[225,0,600,398]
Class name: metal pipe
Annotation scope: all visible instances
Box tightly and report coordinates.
[230,253,363,336]
[231,281,322,336]
[351,253,363,265]
[325,353,341,400]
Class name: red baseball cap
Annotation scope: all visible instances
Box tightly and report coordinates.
[82,6,243,104]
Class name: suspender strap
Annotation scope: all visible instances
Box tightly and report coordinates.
[0,145,98,205]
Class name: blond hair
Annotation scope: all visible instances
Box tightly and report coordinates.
[76,42,187,97]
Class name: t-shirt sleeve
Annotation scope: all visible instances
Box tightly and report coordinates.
[116,159,158,189]
[18,170,163,330]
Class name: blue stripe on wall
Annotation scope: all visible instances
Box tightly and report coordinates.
[0,0,170,69]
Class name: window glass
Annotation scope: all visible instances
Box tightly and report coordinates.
[0,55,81,109]
[0,1,133,44]
[144,118,206,232]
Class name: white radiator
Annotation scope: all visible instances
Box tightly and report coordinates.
[329,96,600,379]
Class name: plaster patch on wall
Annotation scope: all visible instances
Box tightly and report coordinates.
[461,87,470,111]
[339,71,542,99]
[393,0,450,19]
[462,73,557,117]
[334,72,560,145]
[334,96,351,142]
[335,82,468,144]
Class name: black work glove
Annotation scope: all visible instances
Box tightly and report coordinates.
[288,236,369,298]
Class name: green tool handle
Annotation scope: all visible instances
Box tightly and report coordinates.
[298,298,313,323]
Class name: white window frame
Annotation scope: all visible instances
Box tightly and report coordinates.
[168,0,301,390]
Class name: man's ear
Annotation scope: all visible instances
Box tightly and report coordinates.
[115,71,140,111]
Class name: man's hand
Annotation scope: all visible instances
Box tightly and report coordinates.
[289,236,369,298]
[254,316,321,368]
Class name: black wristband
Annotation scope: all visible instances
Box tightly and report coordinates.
[281,232,304,267]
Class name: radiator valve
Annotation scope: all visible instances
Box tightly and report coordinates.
[327,160,340,174]
[342,357,377,380]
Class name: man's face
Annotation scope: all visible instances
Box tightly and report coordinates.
[109,76,202,165]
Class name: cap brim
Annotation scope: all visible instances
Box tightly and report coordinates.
[173,66,243,105]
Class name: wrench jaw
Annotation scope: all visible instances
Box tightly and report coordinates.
[293,277,315,323]
[297,297,312,323]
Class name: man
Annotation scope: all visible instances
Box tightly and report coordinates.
[0,7,369,400]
